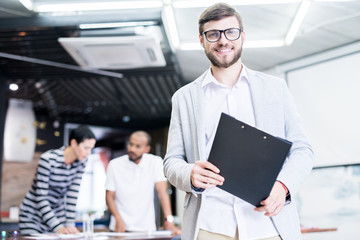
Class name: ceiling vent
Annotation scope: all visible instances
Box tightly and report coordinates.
[58,36,166,70]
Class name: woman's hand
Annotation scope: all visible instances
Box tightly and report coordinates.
[56,226,79,234]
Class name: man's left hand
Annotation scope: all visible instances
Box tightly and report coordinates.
[254,181,287,217]
[163,221,181,236]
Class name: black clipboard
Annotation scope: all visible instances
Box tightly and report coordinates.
[207,113,292,207]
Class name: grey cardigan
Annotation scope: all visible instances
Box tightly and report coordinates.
[164,66,314,240]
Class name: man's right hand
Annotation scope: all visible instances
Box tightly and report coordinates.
[191,161,224,189]
[114,218,126,232]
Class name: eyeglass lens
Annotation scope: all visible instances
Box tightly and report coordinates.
[204,28,241,42]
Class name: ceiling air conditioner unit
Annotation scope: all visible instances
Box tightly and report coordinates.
[58,36,166,70]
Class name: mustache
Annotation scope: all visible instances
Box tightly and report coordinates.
[215,43,230,48]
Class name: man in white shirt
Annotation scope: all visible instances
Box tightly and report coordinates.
[164,3,313,240]
[105,131,180,235]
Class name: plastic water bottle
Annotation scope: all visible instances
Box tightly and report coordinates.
[82,213,94,237]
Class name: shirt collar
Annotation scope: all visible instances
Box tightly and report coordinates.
[201,68,218,88]
[128,153,146,168]
[201,65,249,89]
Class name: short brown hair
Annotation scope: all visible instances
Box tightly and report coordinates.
[198,3,244,34]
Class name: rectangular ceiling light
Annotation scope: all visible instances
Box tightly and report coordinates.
[34,1,163,12]
[172,0,303,8]
[162,4,180,50]
[79,21,158,30]
[285,0,311,45]
[172,0,351,8]
[19,0,33,11]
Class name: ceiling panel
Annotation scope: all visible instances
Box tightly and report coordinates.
[0,0,360,130]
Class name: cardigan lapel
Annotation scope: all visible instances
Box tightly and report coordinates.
[247,68,265,130]
[190,72,207,162]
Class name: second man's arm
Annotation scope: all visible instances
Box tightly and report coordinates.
[105,190,126,232]
[155,181,181,236]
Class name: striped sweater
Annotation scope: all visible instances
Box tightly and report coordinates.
[19,146,86,234]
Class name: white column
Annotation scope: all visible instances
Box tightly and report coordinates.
[4,98,36,162]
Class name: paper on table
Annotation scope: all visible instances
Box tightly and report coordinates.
[94,230,172,238]
[25,233,83,239]
[24,231,172,239]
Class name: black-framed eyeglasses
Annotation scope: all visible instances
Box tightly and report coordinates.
[202,28,242,42]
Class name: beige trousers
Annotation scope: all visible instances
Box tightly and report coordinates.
[197,228,282,240]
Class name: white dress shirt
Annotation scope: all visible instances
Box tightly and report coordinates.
[197,67,279,240]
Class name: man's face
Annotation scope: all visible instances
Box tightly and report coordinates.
[199,16,245,68]
[127,134,150,163]
[71,138,96,161]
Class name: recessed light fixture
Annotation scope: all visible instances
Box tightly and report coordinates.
[122,115,131,123]
[9,83,19,91]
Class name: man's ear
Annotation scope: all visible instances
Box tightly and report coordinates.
[241,31,246,43]
[199,34,204,48]
[70,139,77,147]
[145,145,151,153]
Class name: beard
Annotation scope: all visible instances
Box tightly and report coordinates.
[128,152,142,162]
[205,43,242,68]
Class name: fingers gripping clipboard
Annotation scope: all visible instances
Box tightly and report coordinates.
[208,113,292,207]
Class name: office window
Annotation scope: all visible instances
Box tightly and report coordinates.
[297,164,360,238]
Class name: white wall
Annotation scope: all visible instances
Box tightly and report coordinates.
[286,51,360,167]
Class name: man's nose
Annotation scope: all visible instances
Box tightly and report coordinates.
[218,32,228,43]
